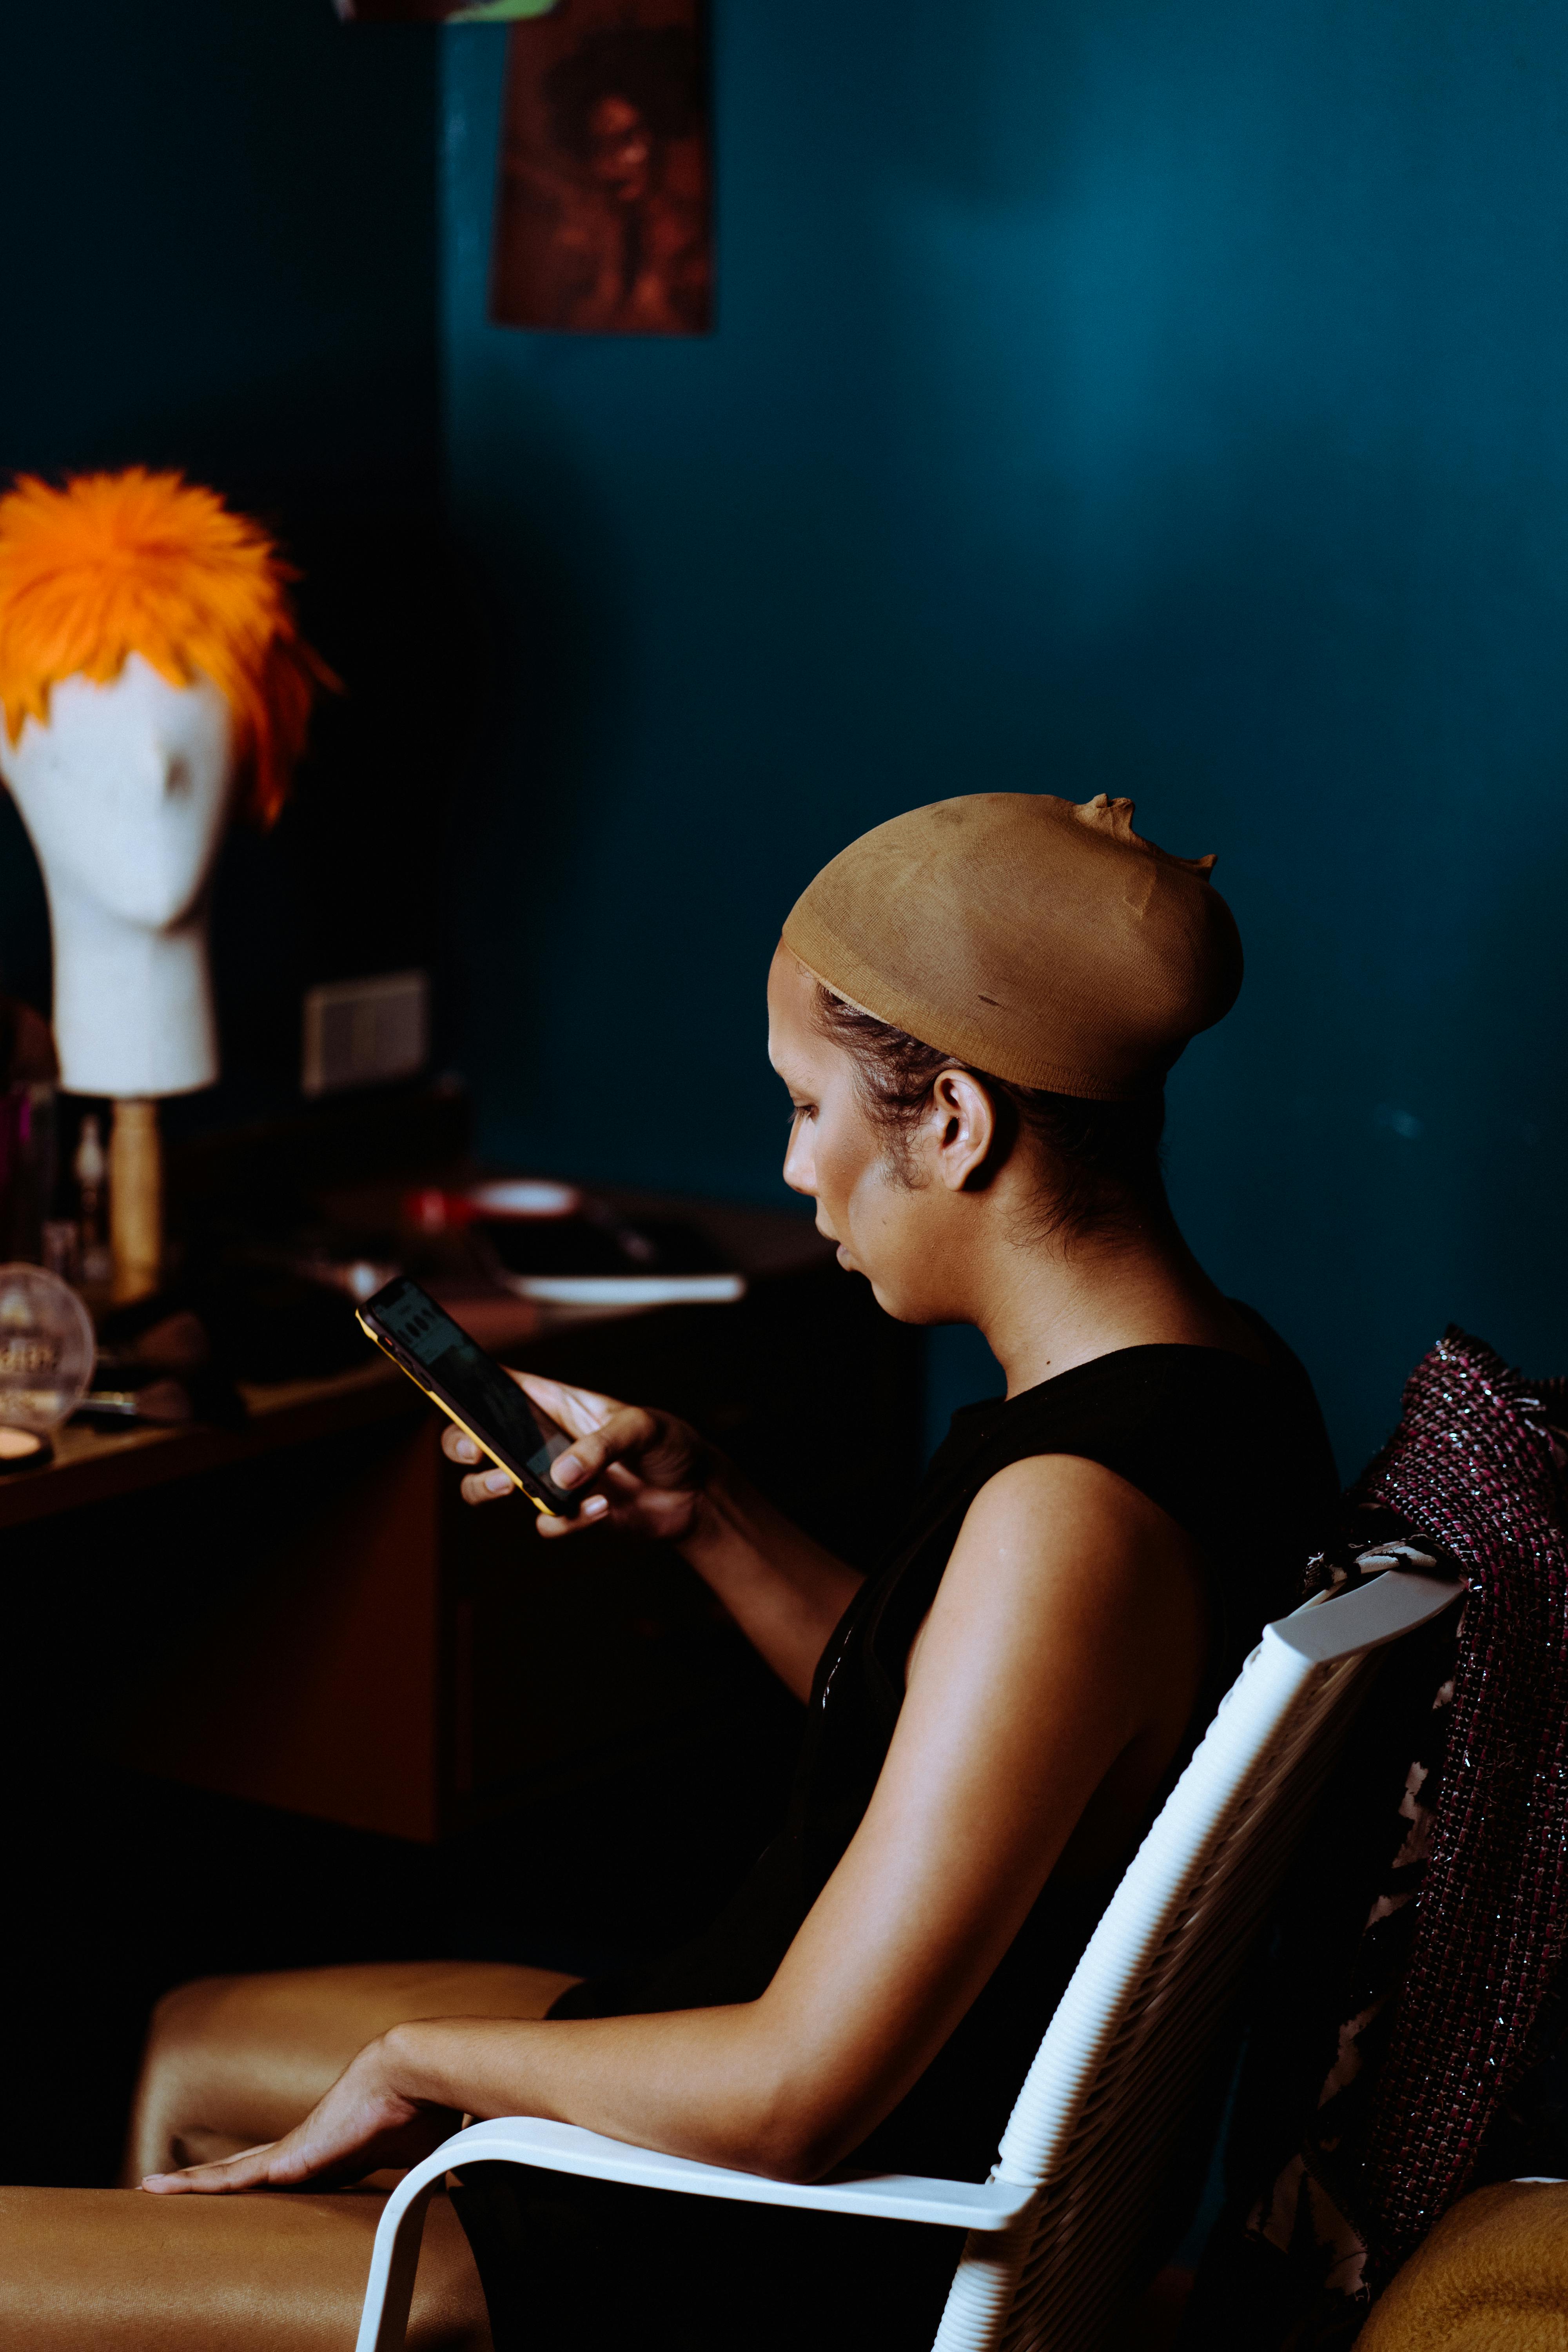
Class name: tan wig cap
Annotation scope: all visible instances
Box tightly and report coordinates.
[781,792,1243,1101]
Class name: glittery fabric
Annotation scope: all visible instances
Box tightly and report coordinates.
[1355,1328,1568,2275]
[1178,1330,1568,2352]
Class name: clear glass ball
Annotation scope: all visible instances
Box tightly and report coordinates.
[0,1264,95,1430]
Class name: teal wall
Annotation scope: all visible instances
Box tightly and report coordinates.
[3,2,1565,1473]
[440,2,1568,1472]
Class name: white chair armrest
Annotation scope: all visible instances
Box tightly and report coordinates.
[356,2118,1031,2352]
[436,2115,1029,2226]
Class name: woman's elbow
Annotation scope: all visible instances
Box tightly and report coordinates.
[741,2073,861,2185]
[746,2127,840,2186]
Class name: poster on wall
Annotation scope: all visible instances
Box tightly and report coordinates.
[489,0,711,336]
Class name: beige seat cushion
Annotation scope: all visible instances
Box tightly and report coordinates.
[1359,2180,1568,2351]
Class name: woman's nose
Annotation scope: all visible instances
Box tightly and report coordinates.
[781,1130,815,1199]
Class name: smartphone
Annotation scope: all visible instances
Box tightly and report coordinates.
[356,1275,579,1517]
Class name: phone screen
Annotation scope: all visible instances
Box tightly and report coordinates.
[365,1277,575,1506]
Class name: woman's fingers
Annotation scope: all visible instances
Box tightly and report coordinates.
[445,1438,518,1506]
[142,2035,457,2199]
[452,1463,613,1513]
[142,2143,281,2196]
[534,1460,648,1537]
[457,1467,509,1505]
[547,1403,660,1495]
[440,1381,628,1466]
[537,1477,699,1546]
[441,1377,634,1504]
[440,1383,704,1536]
[508,1370,623,1440]
[536,1496,612,1537]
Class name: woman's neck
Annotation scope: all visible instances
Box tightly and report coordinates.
[973,1212,1267,1398]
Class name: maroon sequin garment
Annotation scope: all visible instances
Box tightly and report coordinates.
[1357,1327,1568,2274]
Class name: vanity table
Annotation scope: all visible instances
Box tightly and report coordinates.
[3,1190,922,1844]
[0,1138,922,2187]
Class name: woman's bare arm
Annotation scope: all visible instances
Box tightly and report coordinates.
[146,1452,1209,2196]
[680,1454,867,1698]
[446,1371,863,1700]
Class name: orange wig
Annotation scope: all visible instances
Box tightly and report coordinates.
[0,469,336,826]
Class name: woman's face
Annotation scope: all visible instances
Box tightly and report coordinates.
[767,946,966,1325]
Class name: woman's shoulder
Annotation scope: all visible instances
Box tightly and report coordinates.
[907,1447,1210,1694]
[945,1318,1314,1457]
[956,1445,1210,1568]
[924,1312,1336,1556]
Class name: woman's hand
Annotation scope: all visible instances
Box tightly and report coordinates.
[138,2034,460,2196]
[442,1372,711,1543]
[446,1372,858,1695]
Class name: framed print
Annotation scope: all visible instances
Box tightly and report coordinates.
[490,0,711,336]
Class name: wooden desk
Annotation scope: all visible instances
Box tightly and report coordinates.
[0,1148,923,2190]
[0,1359,411,1531]
[5,1209,921,1846]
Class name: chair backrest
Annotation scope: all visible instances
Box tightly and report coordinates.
[931,1561,1465,2352]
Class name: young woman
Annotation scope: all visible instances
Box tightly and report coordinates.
[0,793,1337,2352]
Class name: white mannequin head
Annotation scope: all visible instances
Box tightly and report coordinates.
[1,655,234,933]
[0,469,329,1099]
[0,655,235,1096]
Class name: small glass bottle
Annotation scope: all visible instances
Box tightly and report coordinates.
[75,1113,113,1291]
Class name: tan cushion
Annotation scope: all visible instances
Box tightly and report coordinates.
[1358,2181,1568,2351]
[0,2184,488,2352]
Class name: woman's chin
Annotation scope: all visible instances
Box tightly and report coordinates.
[834,1249,918,1323]
[853,1272,914,1322]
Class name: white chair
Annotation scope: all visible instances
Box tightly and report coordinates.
[355,1558,1463,2352]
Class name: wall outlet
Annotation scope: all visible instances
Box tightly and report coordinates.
[301,970,430,1098]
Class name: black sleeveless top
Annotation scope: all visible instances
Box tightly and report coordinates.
[550,1312,1338,2181]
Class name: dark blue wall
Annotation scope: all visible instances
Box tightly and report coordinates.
[441,2,1568,1472]
[4,2,1565,1469]
[0,0,446,1111]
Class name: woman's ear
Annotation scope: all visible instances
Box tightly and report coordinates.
[918,1069,999,1193]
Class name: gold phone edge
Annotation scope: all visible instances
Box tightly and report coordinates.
[355,1308,560,1516]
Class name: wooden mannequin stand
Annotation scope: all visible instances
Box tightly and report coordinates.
[109,1098,163,1305]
